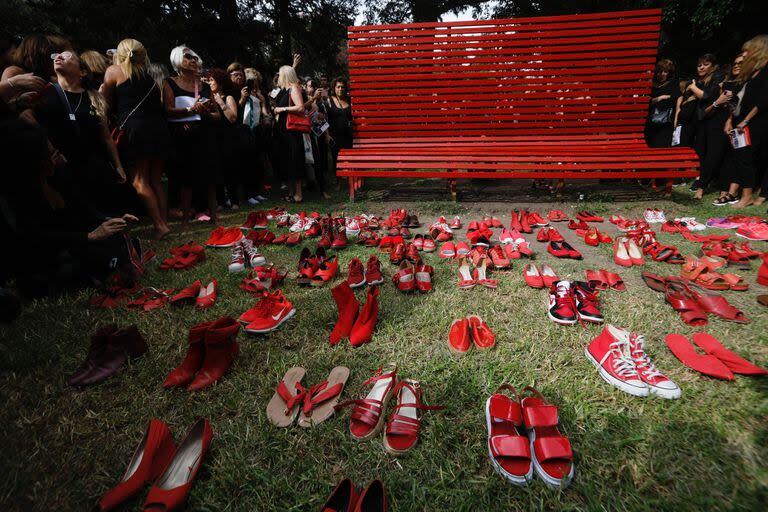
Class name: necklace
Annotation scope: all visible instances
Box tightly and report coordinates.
[62,90,85,119]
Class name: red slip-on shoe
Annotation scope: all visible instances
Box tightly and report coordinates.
[195,279,217,309]
[350,286,379,347]
[450,216,462,229]
[413,234,424,251]
[142,418,213,512]
[547,241,569,259]
[365,255,385,286]
[522,264,544,289]
[489,245,510,269]
[352,480,388,512]
[536,227,551,243]
[170,280,202,306]
[468,315,495,349]
[504,243,521,260]
[163,321,211,388]
[321,478,359,512]
[187,317,240,391]
[311,256,339,286]
[392,260,415,292]
[405,243,421,264]
[204,227,226,247]
[347,258,366,289]
[528,211,548,227]
[628,333,681,399]
[586,269,609,291]
[520,387,575,489]
[97,419,177,512]
[584,228,600,247]
[548,210,569,222]
[336,366,398,440]
[540,265,558,287]
[597,229,612,244]
[613,239,633,267]
[440,241,456,259]
[415,263,434,293]
[561,241,581,259]
[422,234,436,252]
[272,233,288,245]
[330,282,360,345]
[585,325,649,396]
[692,332,768,376]
[455,241,471,257]
[448,318,471,355]
[625,239,644,265]
[383,379,444,455]
[485,385,533,485]
[604,270,625,291]
[664,334,734,380]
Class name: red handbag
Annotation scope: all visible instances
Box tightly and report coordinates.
[285,95,311,133]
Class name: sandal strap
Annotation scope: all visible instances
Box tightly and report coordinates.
[386,413,421,436]
[533,437,573,463]
[523,404,560,428]
[276,380,304,414]
[302,381,344,414]
[490,434,531,459]
[489,394,523,425]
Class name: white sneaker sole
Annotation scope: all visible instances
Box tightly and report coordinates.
[243,308,296,334]
[485,397,533,486]
[584,348,649,397]
[647,382,682,399]
[366,278,385,286]
[547,311,577,325]
[349,278,367,289]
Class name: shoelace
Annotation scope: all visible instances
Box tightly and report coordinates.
[629,335,664,379]
[609,340,640,377]
[554,285,585,328]
[230,246,244,263]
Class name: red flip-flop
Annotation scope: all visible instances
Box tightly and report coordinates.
[664,334,734,380]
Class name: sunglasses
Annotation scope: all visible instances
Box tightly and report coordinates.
[184,53,199,62]
[50,51,75,61]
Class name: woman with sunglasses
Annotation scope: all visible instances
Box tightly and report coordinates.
[163,45,220,226]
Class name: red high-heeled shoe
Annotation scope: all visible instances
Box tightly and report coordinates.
[97,419,177,511]
[142,418,213,512]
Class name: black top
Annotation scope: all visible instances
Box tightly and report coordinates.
[733,68,768,127]
[647,80,680,126]
[35,86,103,165]
[327,97,353,142]
[275,88,294,131]
[696,71,725,121]
[115,74,164,122]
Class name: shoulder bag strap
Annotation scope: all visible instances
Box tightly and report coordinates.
[117,82,156,131]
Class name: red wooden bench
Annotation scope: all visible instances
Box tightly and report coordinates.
[336,8,699,200]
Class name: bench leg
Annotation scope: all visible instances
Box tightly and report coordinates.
[447,179,457,201]
[348,178,355,202]
[555,179,564,199]
[664,178,673,197]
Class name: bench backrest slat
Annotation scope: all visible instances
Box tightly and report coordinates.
[348,9,661,139]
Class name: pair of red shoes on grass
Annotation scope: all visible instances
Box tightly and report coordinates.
[96,418,212,512]
[239,266,288,294]
[241,210,269,229]
[348,256,385,288]
[163,318,240,391]
[548,281,603,325]
[393,259,434,293]
[547,241,582,259]
[169,279,218,309]
[665,332,767,380]
[486,385,574,489]
[412,233,437,252]
[448,315,495,354]
[613,236,644,267]
[298,247,338,286]
[159,242,205,270]
[245,228,276,246]
[238,290,296,333]
[330,282,379,346]
[204,226,243,247]
[575,211,604,223]
[457,254,497,289]
[586,269,625,291]
[389,241,420,265]
[321,478,388,512]
[335,366,443,454]
[547,209,569,222]
[511,209,548,233]
[318,225,349,249]
[522,263,559,289]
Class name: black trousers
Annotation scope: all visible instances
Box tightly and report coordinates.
[730,123,768,190]
[694,120,729,190]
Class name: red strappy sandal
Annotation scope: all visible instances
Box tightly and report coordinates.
[383,379,444,455]
[520,387,574,489]
[485,385,533,485]
[335,366,398,441]
[664,281,709,326]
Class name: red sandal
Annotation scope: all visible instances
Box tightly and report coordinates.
[335,366,398,441]
[383,379,444,455]
[485,385,533,485]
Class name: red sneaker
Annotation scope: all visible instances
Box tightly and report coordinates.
[573,282,603,323]
[204,227,226,246]
[450,216,462,229]
[528,211,548,226]
[210,227,243,248]
[585,325,649,396]
[252,211,268,229]
[448,318,471,354]
[422,234,436,252]
[489,245,510,269]
[468,315,495,348]
[629,332,681,398]
[241,212,258,230]
[366,255,385,285]
[350,286,379,347]
[241,291,296,333]
[347,258,366,289]
[547,281,578,325]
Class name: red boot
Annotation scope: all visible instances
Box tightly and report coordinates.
[350,286,379,347]
[330,282,360,345]
[163,321,211,388]
[187,317,240,391]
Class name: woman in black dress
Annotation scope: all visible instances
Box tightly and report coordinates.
[204,68,240,209]
[645,59,680,148]
[272,65,306,203]
[102,38,172,239]
[327,77,353,182]
[162,45,221,226]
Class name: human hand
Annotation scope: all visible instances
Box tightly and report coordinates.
[735,122,747,133]
[292,53,302,68]
[88,218,127,241]
[49,146,67,168]
[121,213,139,223]
[724,118,733,135]
[8,72,47,93]
[115,165,127,183]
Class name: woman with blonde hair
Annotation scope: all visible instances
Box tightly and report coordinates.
[724,35,768,208]
[102,38,173,239]
[272,64,306,202]
[80,50,109,86]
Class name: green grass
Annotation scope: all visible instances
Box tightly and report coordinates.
[1,183,767,511]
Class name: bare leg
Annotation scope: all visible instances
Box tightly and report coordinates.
[294,179,303,202]
[149,158,168,224]
[180,186,193,229]
[207,185,219,224]
[131,159,170,239]
[732,188,753,209]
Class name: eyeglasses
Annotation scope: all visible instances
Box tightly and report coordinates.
[50,51,75,61]
[184,53,199,62]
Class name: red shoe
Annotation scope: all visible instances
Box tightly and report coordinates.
[142,418,213,512]
[241,212,257,230]
[509,211,523,232]
[163,322,211,388]
[252,210,268,229]
[350,286,379,347]
[457,257,476,290]
[577,211,603,223]
[450,216,462,229]
[536,227,550,242]
[519,210,532,233]
[503,243,521,260]
[392,260,415,292]
[583,228,600,247]
[97,419,177,511]
[195,279,217,309]
[625,238,644,265]
[474,254,498,289]
[629,333,681,398]
[567,219,588,231]
[210,227,243,247]
[692,332,767,375]
[169,280,201,305]
[405,243,420,263]
[468,315,495,348]
[422,234,436,252]
[187,316,240,391]
[613,239,633,267]
[440,241,456,259]
[522,264,544,289]
[390,242,406,265]
[597,229,612,244]
[347,258,366,288]
[241,291,296,333]
[318,228,333,249]
[489,245,510,269]
[547,241,570,259]
[758,254,768,286]
[321,478,359,512]
[539,265,557,287]
[337,366,398,440]
[548,281,578,325]
[365,255,384,285]
[413,234,424,251]
[305,222,321,238]
[332,228,349,249]
[528,211,548,226]
[448,318,471,355]
[520,387,575,489]
[204,227,226,246]
[330,282,359,345]
[665,334,734,380]
[455,241,471,257]
[485,385,533,485]
[352,480,388,512]
[548,210,568,222]
[383,379,443,454]
[311,256,339,286]
[573,282,603,323]
[585,325,649,396]
[414,263,434,293]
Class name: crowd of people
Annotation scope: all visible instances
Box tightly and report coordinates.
[645,35,768,207]
[0,35,353,298]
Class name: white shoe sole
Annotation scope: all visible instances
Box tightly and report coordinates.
[647,383,682,399]
[228,264,245,273]
[485,397,533,486]
[584,348,649,397]
[244,308,296,334]
[736,232,767,241]
[547,311,577,325]
[349,278,367,289]
[528,428,574,489]
[366,278,384,286]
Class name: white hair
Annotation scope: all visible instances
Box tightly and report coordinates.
[169,45,201,73]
